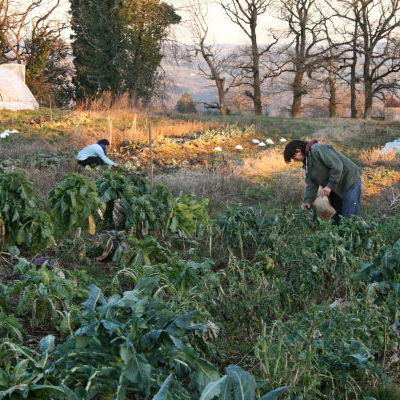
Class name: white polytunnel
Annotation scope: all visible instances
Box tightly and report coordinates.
[0,63,39,110]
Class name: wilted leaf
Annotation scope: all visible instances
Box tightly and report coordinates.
[87,214,96,235]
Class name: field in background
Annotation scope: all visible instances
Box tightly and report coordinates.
[0,108,400,216]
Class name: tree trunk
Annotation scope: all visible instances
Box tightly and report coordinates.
[363,52,372,119]
[364,80,373,119]
[328,57,336,118]
[200,37,228,116]
[291,69,304,118]
[350,23,358,119]
[350,54,357,118]
[250,9,262,115]
[216,77,227,115]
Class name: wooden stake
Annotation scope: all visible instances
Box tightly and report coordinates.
[49,96,53,120]
[74,117,80,136]
[148,122,153,187]
[108,116,113,147]
[131,114,137,139]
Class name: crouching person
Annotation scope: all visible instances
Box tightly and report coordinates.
[76,139,117,167]
[283,139,362,224]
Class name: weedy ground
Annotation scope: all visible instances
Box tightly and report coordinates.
[1,108,399,214]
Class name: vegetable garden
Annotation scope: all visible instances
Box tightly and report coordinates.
[1,110,400,399]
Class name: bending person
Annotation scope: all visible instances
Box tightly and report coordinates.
[76,139,117,167]
[283,139,362,224]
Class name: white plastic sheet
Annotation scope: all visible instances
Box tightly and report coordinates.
[0,64,38,110]
[380,139,400,154]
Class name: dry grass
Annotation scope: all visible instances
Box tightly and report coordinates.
[0,140,53,160]
[155,165,252,206]
[154,149,305,210]
[365,181,400,217]
[239,149,289,177]
[23,159,80,200]
[309,123,393,143]
[68,110,224,151]
[360,147,399,167]
[263,169,305,210]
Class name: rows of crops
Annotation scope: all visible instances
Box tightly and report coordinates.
[0,158,400,399]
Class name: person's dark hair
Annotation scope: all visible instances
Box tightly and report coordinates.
[97,139,110,146]
[283,140,307,164]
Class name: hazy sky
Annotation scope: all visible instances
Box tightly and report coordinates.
[167,0,284,46]
[56,0,283,46]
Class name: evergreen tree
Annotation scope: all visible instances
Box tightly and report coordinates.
[70,0,123,100]
[70,0,180,104]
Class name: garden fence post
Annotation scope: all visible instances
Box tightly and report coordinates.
[148,122,154,187]
[108,116,113,147]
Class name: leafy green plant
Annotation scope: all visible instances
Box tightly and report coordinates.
[352,238,400,317]
[158,258,216,292]
[217,204,273,258]
[16,209,56,252]
[0,309,24,343]
[0,170,54,250]
[96,169,150,220]
[11,259,79,329]
[0,336,64,399]
[112,235,171,269]
[54,278,220,399]
[254,303,392,399]
[200,365,293,400]
[124,194,156,235]
[49,172,104,235]
[121,185,174,237]
[149,184,175,234]
[168,193,209,238]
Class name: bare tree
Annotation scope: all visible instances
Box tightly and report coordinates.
[185,0,242,115]
[1,0,66,63]
[278,0,331,117]
[0,0,71,105]
[328,0,400,119]
[217,0,275,115]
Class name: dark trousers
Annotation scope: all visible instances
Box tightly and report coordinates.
[329,178,362,224]
[77,157,105,167]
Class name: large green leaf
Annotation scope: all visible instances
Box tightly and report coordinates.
[226,365,256,400]
[82,285,106,317]
[200,376,228,400]
[260,386,294,400]
[200,366,261,400]
[40,335,55,355]
[152,374,172,400]
[177,351,219,392]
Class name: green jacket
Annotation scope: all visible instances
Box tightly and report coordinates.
[304,143,361,204]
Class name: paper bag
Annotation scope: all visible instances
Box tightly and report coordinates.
[312,195,336,221]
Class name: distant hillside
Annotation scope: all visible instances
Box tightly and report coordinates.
[163,62,219,111]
